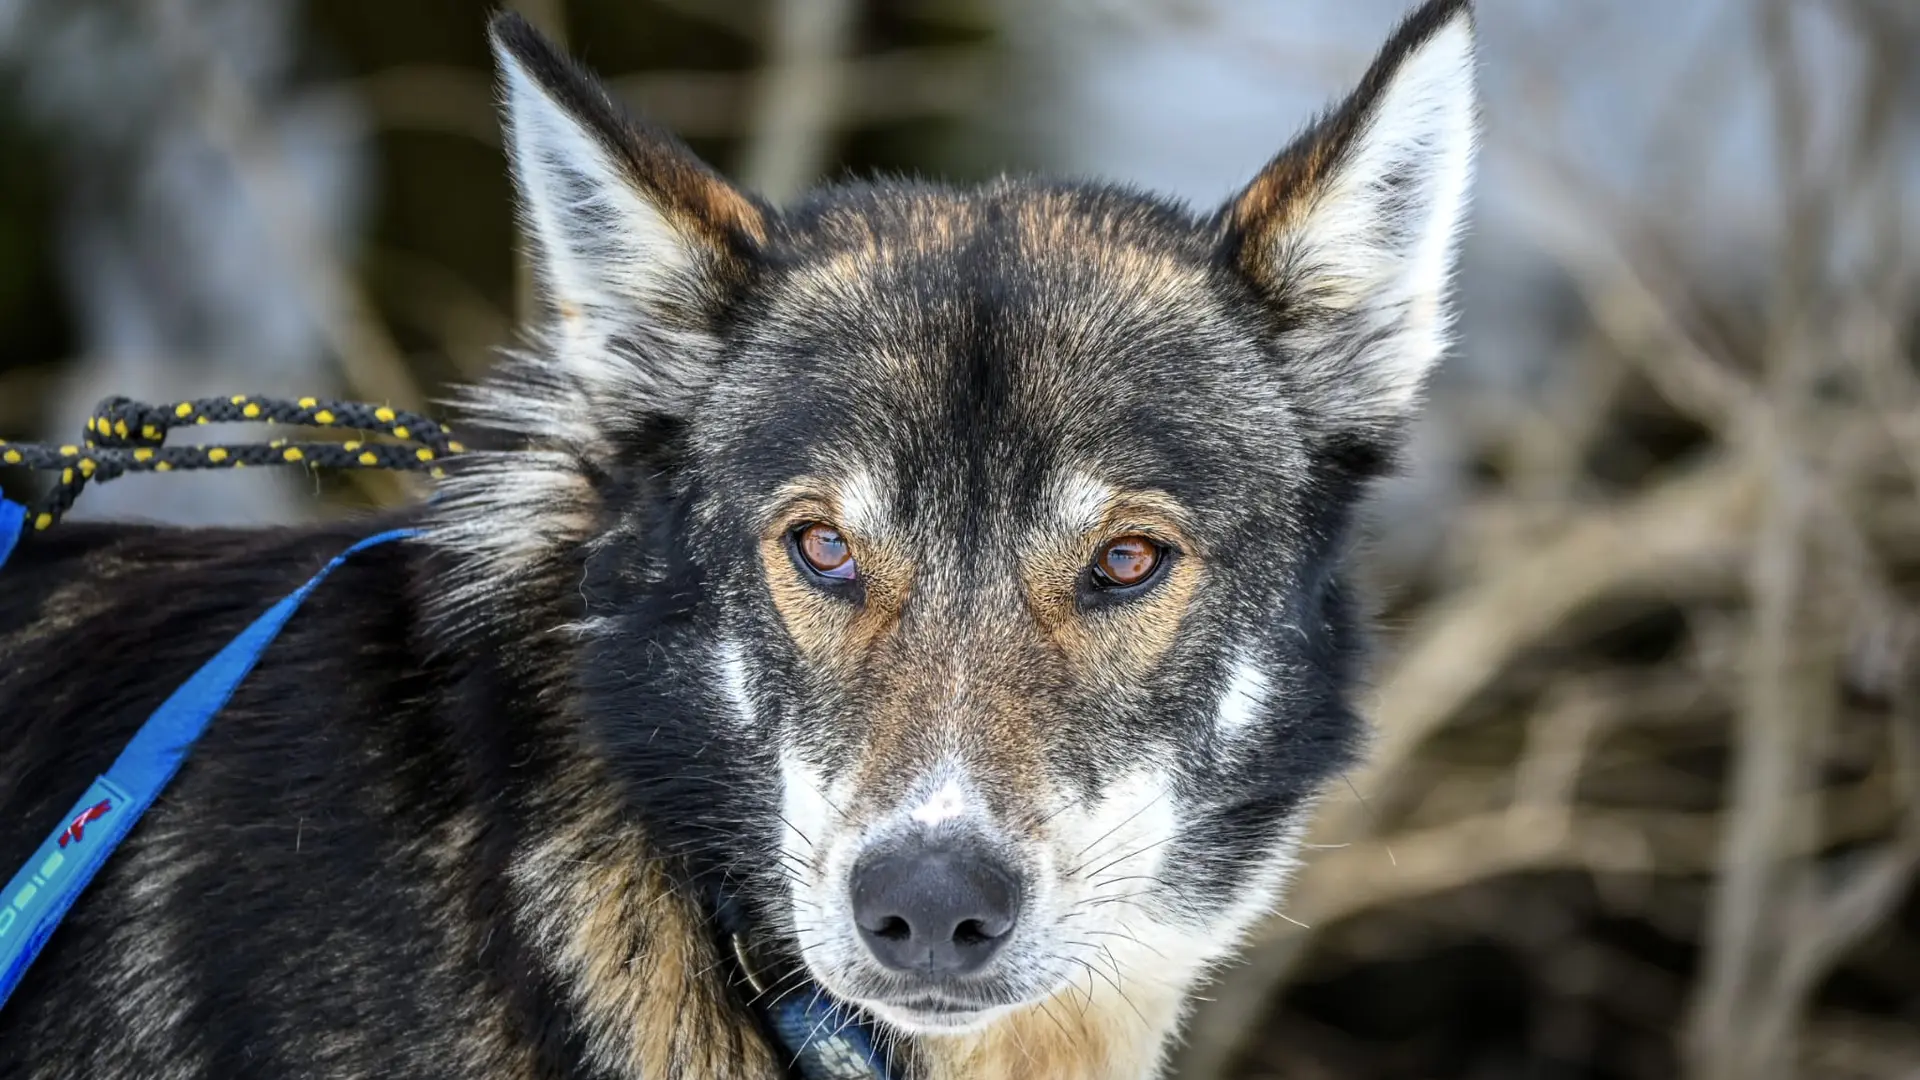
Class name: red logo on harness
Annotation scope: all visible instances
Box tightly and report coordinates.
[56,800,112,848]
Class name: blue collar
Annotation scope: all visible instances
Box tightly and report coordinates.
[711,891,899,1080]
[0,500,897,1079]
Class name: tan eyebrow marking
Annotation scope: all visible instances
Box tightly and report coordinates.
[754,472,913,666]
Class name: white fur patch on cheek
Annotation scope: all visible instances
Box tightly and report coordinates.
[1054,768,1180,886]
[1058,799,1317,1026]
[1195,812,1315,958]
[1215,654,1271,737]
[908,779,969,827]
[778,749,838,871]
[715,639,753,727]
[1032,767,1194,1006]
[779,748,872,991]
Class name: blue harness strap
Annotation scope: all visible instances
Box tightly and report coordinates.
[0,501,415,1010]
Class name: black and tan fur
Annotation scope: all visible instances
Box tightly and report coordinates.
[0,2,1477,1077]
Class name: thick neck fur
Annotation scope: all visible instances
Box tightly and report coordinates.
[437,540,765,1080]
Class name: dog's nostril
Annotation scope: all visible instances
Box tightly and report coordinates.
[849,843,1022,977]
[952,919,989,947]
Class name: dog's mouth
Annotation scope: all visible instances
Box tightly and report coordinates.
[858,992,1019,1035]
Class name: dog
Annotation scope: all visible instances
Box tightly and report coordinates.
[0,1,1476,1076]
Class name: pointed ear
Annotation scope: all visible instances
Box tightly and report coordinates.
[483,13,768,440]
[1221,0,1476,464]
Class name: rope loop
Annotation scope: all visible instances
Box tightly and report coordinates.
[0,394,467,533]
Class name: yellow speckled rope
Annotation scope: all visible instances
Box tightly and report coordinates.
[0,395,467,533]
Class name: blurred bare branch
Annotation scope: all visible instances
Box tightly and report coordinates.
[738,0,859,202]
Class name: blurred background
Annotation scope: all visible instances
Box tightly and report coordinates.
[1,0,1916,1076]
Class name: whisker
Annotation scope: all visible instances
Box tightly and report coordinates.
[774,812,815,852]
[1073,889,1161,910]
[1034,791,1089,829]
[1034,996,1075,1044]
[1075,834,1175,882]
[1063,945,1150,1029]
[1085,873,1174,892]
[787,983,837,1072]
[1082,927,1167,960]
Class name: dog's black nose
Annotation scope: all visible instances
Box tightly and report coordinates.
[850,843,1021,976]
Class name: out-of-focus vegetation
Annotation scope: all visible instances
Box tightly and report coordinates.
[0,1,1915,1077]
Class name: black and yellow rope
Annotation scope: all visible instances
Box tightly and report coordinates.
[0,395,466,534]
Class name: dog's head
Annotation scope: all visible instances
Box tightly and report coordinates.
[443,0,1474,1048]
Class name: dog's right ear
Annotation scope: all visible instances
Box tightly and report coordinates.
[486,13,767,432]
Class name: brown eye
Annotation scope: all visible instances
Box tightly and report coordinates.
[1091,535,1163,589]
[795,523,857,581]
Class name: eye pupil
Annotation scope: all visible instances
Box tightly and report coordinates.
[1094,536,1161,588]
[797,523,856,580]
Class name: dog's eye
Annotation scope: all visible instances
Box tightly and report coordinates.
[794,522,858,581]
[1090,535,1163,590]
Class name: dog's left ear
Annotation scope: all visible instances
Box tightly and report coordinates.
[1222,0,1476,465]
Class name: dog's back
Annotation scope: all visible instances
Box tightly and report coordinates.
[0,526,483,1075]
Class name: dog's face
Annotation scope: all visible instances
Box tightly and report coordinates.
[451,0,1474,1045]
[702,192,1346,1033]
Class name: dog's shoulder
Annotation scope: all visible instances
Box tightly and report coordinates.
[0,519,425,845]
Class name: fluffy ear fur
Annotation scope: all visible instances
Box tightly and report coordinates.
[1222,0,1477,464]
[427,16,767,630]
[474,12,768,448]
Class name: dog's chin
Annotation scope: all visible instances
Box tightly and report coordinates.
[811,958,1034,1037]
[862,998,1018,1036]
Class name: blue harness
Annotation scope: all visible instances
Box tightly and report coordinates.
[0,497,895,1080]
